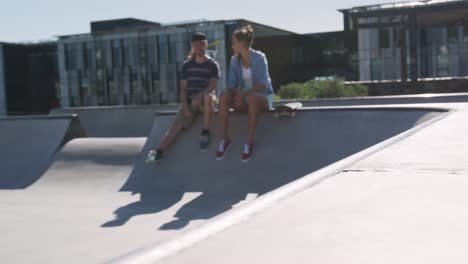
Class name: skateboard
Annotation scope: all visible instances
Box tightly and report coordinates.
[273,102,303,118]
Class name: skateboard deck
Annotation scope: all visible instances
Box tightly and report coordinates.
[273,102,303,118]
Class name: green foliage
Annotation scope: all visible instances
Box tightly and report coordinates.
[275,80,368,100]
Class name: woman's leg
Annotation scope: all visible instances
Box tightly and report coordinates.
[218,91,235,141]
[202,94,214,131]
[246,94,269,145]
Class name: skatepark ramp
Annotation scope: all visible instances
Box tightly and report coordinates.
[0,107,445,263]
[0,115,86,189]
[276,93,468,108]
[50,105,179,137]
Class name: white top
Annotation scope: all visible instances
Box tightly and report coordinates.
[242,66,252,82]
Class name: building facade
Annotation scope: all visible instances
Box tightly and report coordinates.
[341,0,468,82]
[4,1,468,113]
[57,19,293,107]
[253,31,353,89]
[0,42,58,115]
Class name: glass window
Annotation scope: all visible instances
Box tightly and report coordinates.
[448,25,458,43]
[464,22,468,42]
[206,30,216,44]
[379,29,390,49]
[169,34,177,64]
[358,17,378,25]
[131,38,140,66]
[147,36,158,66]
[112,39,122,68]
[130,68,139,104]
[65,44,78,71]
[123,38,132,66]
[95,52,101,71]
[151,64,160,104]
[80,74,90,97]
[82,43,88,69]
[95,41,104,70]
[139,37,148,66]
[106,70,116,105]
[159,35,169,64]
[83,42,94,69]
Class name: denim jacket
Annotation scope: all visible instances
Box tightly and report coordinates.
[227,48,274,96]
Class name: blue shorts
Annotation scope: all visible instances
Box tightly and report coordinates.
[243,93,273,110]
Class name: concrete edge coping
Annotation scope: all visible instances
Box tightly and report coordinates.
[53,104,180,112]
[154,105,449,116]
[109,106,454,264]
[274,92,468,103]
[0,114,79,121]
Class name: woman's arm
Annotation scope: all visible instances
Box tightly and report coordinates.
[243,53,268,96]
[227,57,240,92]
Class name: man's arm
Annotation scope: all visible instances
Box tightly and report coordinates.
[204,60,220,94]
[204,79,218,94]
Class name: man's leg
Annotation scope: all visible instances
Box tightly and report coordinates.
[159,103,195,152]
[147,107,194,162]
[158,121,186,153]
[190,94,211,152]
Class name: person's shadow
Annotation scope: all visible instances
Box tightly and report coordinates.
[102,109,429,230]
[101,114,254,229]
[101,190,184,227]
[159,191,250,230]
[101,160,254,229]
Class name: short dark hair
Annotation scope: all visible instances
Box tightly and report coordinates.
[191,32,207,42]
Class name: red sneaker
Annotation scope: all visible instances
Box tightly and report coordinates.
[242,143,254,162]
[216,139,231,160]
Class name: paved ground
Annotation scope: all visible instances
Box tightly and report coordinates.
[0,106,441,263]
[145,103,468,264]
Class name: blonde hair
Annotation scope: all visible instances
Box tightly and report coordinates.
[233,25,254,48]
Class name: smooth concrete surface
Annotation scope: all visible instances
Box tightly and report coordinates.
[0,107,440,263]
[152,104,468,264]
[276,92,468,107]
[50,105,179,137]
[48,93,468,138]
[0,115,85,189]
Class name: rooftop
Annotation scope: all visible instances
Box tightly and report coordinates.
[341,0,466,13]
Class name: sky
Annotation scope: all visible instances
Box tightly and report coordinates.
[1,0,396,43]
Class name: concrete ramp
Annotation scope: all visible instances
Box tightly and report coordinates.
[0,108,443,263]
[119,108,441,231]
[50,105,178,137]
[0,115,86,189]
[29,138,146,193]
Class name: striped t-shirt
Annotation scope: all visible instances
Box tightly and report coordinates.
[181,57,220,101]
